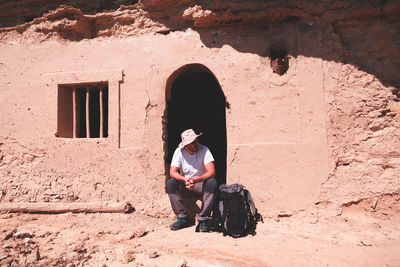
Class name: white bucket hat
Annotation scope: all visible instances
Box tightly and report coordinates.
[178,129,202,148]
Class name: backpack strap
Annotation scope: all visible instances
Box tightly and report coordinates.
[244,189,263,223]
[243,189,256,216]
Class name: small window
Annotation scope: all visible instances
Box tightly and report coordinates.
[57,82,108,138]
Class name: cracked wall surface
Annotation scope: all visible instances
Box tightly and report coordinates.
[0,0,399,219]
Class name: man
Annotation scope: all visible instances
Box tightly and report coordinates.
[166,129,218,232]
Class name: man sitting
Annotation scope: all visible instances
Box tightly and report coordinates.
[166,129,218,232]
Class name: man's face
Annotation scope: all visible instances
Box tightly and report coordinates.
[184,138,199,154]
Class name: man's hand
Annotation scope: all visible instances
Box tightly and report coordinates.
[185,177,195,191]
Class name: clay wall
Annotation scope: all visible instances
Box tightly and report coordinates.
[0,1,399,219]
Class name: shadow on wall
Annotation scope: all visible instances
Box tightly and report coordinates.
[192,20,400,91]
[138,0,400,91]
[163,64,227,186]
[149,1,400,92]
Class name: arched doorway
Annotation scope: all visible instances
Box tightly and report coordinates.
[164,64,227,185]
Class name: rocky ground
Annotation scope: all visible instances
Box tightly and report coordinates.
[1,209,399,267]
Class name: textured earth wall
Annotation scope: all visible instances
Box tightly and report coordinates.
[0,0,399,219]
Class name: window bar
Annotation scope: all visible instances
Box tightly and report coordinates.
[72,87,77,138]
[99,87,104,138]
[86,87,90,138]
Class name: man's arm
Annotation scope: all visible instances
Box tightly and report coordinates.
[193,161,215,184]
[169,166,186,183]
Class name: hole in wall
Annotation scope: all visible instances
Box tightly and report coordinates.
[164,64,227,185]
[269,43,289,75]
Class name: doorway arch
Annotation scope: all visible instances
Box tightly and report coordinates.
[164,64,227,185]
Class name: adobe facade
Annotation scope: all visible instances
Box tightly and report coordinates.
[0,0,399,218]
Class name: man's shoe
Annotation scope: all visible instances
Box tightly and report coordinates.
[197,220,209,232]
[170,218,189,231]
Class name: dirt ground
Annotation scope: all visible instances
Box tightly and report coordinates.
[1,209,399,267]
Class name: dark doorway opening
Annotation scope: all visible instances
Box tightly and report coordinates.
[165,65,227,185]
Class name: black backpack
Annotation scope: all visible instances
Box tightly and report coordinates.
[210,183,263,238]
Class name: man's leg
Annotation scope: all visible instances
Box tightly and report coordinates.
[196,178,218,222]
[166,178,187,219]
[166,178,190,230]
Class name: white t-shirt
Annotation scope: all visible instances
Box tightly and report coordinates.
[170,145,215,178]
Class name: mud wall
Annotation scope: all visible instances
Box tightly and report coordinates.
[0,0,399,218]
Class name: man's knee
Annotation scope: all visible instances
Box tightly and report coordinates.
[166,178,181,194]
[203,178,218,193]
